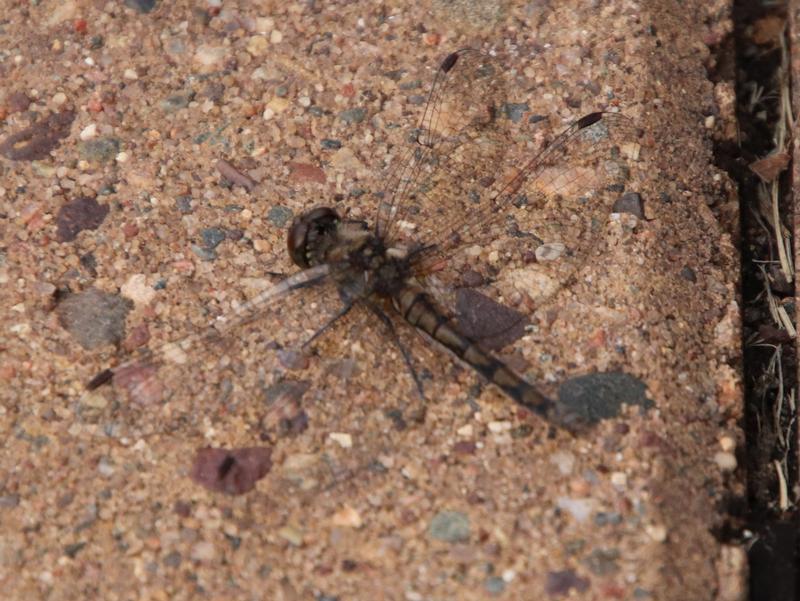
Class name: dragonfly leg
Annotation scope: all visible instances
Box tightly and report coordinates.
[301,302,355,350]
[366,302,426,401]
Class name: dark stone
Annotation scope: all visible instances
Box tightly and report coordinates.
[175,195,193,214]
[202,82,225,103]
[503,102,529,122]
[190,447,272,495]
[201,227,226,249]
[679,266,697,282]
[557,371,654,423]
[398,79,421,90]
[456,288,527,351]
[461,269,485,287]
[582,548,620,576]
[161,92,194,112]
[321,139,342,150]
[0,494,20,508]
[56,288,132,350]
[267,205,293,228]
[612,192,644,219]
[79,137,120,163]
[6,91,31,113]
[56,197,109,242]
[124,0,157,13]
[0,110,75,161]
[64,542,87,558]
[163,551,182,568]
[544,569,590,597]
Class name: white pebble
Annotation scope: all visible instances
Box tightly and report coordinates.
[610,471,627,489]
[556,496,594,522]
[270,30,283,44]
[488,420,511,433]
[329,432,352,448]
[52,92,67,106]
[549,451,575,475]
[79,123,97,141]
[456,424,473,437]
[331,505,363,528]
[714,451,737,472]
[123,68,138,80]
[121,273,156,307]
[646,523,668,542]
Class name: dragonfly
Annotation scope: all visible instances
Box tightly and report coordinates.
[82,48,641,492]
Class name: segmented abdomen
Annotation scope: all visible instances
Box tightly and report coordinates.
[393,284,558,420]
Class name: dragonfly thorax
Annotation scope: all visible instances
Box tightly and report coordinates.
[287,206,412,299]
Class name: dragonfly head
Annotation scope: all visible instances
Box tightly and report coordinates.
[287,206,341,268]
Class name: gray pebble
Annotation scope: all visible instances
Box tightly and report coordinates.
[428,510,470,543]
[339,107,366,124]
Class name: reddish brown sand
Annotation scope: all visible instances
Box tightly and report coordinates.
[1,1,746,599]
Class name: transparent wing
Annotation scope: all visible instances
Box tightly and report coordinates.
[82,265,352,438]
[77,264,438,499]
[408,111,642,286]
[373,48,509,242]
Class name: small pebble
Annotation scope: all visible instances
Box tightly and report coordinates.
[321,138,342,149]
[646,523,668,542]
[484,576,505,595]
[190,541,216,562]
[714,451,737,472]
[456,424,473,437]
[331,505,362,528]
[329,432,352,448]
[428,510,470,543]
[339,107,367,124]
[612,192,644,219]
[556,497,594,522]
[277,525,303,546]
[610,471,627,489]
[201,227,226,249]
[503,102,529,122]
[535,242,565,262]
[488,420,511,433]
[97,456,114,477]
[549,451,575,475]
[121,273,156,307]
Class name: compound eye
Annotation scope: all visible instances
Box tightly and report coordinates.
[287,207,340,268]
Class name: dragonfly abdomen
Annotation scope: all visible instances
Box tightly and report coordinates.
[394,285,555,420]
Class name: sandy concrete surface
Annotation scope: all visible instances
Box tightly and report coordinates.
[1,0,746,599]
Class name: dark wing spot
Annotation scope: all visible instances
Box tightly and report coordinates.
[86,368,114,390]
[440,51,459,73]
[576,111,603,129]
